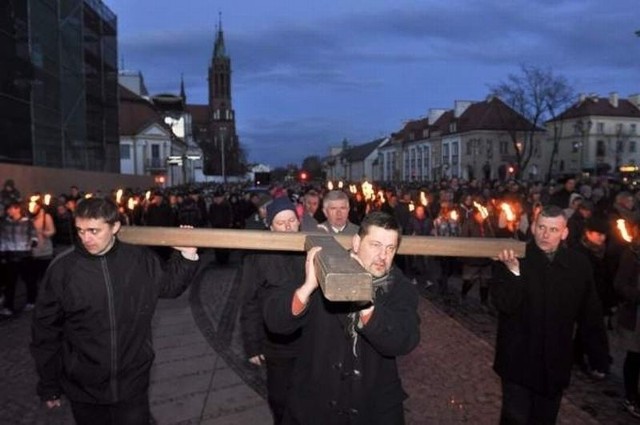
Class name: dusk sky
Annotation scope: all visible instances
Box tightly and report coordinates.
[105,0,639,167]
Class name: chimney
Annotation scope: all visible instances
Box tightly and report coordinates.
[578,93,586,103]
[629,94,640,108]
[454,100,473,118]
[609,92,619,108]
[428,108,447,124]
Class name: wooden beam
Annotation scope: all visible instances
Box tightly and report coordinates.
[304,235,372,302]
[118,226,526,258]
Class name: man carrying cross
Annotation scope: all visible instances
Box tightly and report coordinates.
[30,197,200,425]
[263,211,420,425]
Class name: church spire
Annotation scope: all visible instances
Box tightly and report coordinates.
[179,73,186,103]
[213,12,227,58]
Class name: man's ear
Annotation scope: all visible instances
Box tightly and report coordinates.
[352,234,361,254]
[112,221,122,235]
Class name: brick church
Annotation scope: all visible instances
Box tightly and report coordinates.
[186,18,244,178]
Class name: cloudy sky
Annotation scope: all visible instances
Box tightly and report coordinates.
[105,0,639,167]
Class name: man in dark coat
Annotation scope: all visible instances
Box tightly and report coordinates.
[492,205,609,424]
[263,211,420,425]
[31,198,199,425]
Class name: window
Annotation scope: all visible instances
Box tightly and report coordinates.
[120,144,131,159]
[499,141,509,155]
[596,140,606,156]
[617,123,624,134]
[466,141,472,155]
[597,122,604,134]
[617,140,624,153]
[631,124,637,135]
[630,141,636,153]
[151,144,160,159]
[449,122,457,133]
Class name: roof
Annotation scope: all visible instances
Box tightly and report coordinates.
[342,138,386,162]
[186,104,209,125]
[391,117,431,141]
[119,85,171,136]
[551,96,640,121]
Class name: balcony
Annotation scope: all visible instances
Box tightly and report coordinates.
[145,157,167,171]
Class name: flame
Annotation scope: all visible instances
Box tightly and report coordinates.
[44,194,51,206]
[361,181,374,201]
[28,195,39,214]
[327,181,334,190]
[84,193,92,199]
[377,190,386,204]
[500,202,515,221]
[338,181,344,189]
[145,190,151,201]
[617,219,633,243]
[409,202,415,212]
[349,184,357,194]
[420,191,428,206]
[449,210,459,221]
[116,189,123,204]
[127,198,136,211]
[473,201,489,220]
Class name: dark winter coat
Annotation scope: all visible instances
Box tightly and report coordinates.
[614,247,640,332]
[263,267,420,425]
[31,240,199,404]
[240,251,305,359]
[491,242,609,396]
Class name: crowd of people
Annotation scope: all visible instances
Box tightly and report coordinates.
[3,173,640,423]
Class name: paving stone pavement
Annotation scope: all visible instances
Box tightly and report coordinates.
[1,253,639,424]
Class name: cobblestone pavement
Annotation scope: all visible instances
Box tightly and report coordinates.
[2,254,639,424]
[409,275,635,424]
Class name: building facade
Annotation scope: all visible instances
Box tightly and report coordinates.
[547,92,640,176]
[0,0,119,171]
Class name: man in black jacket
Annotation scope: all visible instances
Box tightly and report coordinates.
[264,211,420,425]
[493,205,609,424]
[31,197,199,425]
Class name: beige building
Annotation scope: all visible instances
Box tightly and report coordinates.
[377,97,546,183]
[547,92,640,176]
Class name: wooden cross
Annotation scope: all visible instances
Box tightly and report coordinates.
[118,227,525,302]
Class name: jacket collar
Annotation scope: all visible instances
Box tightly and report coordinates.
[526,240,571,268]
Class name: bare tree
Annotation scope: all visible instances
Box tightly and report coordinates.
[490,64,574,180]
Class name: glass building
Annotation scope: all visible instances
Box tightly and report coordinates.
[0,0,119,171]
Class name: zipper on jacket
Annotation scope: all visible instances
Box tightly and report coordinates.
[101,257,119,401]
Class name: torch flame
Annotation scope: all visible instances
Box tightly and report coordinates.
[349,184,357,194]
[409,202,415,212]
[28,195,40,213]
[84,193,92,199]
[377,190,386,204]
[473,201,489,220]
[116,189,123,204]
[420,191,428,207]
[44,194,51,206]
[145,190,151,201]
[127,198,136,211]
[449,210,459,221]
[327,181,334,190]
[338,181,344,189]
[617,219,633,243]
[500,203,515,222]
[361,181,374,201]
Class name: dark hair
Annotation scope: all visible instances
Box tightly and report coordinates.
[538,205,566,221]
[75,197,120,225]
[358,211,400,238]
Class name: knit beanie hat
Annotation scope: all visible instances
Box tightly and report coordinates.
[266,196,296,225]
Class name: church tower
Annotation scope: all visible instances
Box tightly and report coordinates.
[204,14,242,178]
